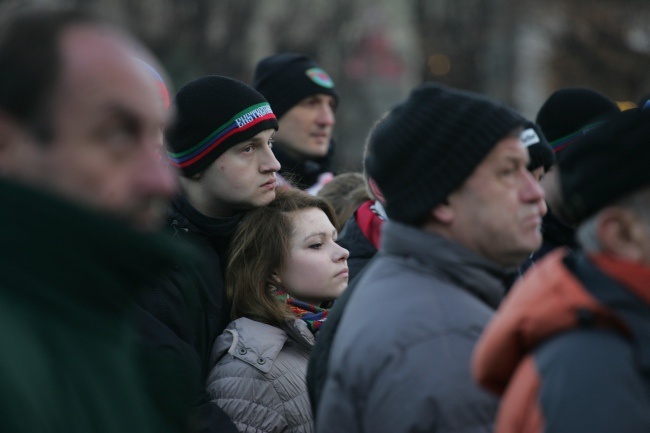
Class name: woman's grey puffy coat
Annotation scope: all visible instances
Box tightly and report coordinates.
[206,317,315,433]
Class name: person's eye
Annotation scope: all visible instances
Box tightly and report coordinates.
[242,145,254,154]
[268,137,275,148]
[100,124,137,154]
[309,243,323,250]
[97,116,138,141]
[303,97,319,107]
[499,166,517,177]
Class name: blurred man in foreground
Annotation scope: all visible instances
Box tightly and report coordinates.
[0,8,191,433]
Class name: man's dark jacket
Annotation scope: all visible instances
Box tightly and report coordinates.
[136,196,242,433]
[0,178,193,433]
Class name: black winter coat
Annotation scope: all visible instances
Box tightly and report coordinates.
[136,196,243,433]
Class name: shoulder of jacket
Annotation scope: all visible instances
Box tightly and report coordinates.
[217,318,291,374]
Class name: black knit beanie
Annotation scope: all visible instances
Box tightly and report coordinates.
[522,121,555,172]
[560,108,650,224]
[166,75,278,177]
[253,53,338,119]
[365,83,526,226]
[536,87,620,160]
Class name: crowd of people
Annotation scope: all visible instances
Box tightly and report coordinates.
[1,6,649,433]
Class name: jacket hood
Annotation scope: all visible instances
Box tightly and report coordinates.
[211,318,313,374]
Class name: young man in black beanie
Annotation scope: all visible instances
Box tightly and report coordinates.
[316,83,545,432]
[474,107,650,433]
[253,52,338,194]
[138,75,280,433]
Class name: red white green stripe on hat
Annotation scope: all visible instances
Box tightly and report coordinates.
[167,102,275,169]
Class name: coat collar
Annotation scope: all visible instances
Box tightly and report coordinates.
[0,178,195,314]
[381,221,513,309]
[213,317,313,374]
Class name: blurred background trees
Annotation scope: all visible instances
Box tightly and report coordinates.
[4,0,650,171]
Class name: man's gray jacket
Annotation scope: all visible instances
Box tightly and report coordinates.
[316,221,511,433]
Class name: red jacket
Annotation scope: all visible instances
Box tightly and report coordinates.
[473,249,650,433]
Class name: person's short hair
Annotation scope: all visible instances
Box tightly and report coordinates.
[364,83,525,225]
[317,172,369,227]
[0,8,102,142]
[576,186,650,252]
[226,189,338,325]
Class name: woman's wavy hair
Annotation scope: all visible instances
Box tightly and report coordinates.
[226,188,339,325]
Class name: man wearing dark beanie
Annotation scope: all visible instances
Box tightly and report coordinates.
[522,121,555,182]
[138,75,280,433]
[253,53,338,194]
[316,83,545,432]
[526,87,620,269]
[473,107,650,433]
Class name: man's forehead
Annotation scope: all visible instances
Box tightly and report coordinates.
[59,24,135,69]
[495,135,526,154]
[302,93,336,103]
[482,135,528,164]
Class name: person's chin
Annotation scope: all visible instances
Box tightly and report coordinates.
[521,233,543,254]
[306,140,330,157]
[256,189,277,205]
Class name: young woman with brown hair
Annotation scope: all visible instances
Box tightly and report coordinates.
[206,189,349,432]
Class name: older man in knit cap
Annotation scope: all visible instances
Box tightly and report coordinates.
[307,118,553,418]
[473,107,650,433]
[316,83,544,432]
[139,75,280,432]
[253,53,338,194]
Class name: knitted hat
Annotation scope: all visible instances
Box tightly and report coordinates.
[166,75,278,177]
[521,121,555,172]
[536,87,620,159]
[560,108,650,224]
[365,83,526,225]
[253,53,338,119]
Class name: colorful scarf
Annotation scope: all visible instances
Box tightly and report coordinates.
[274,289,329,334]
